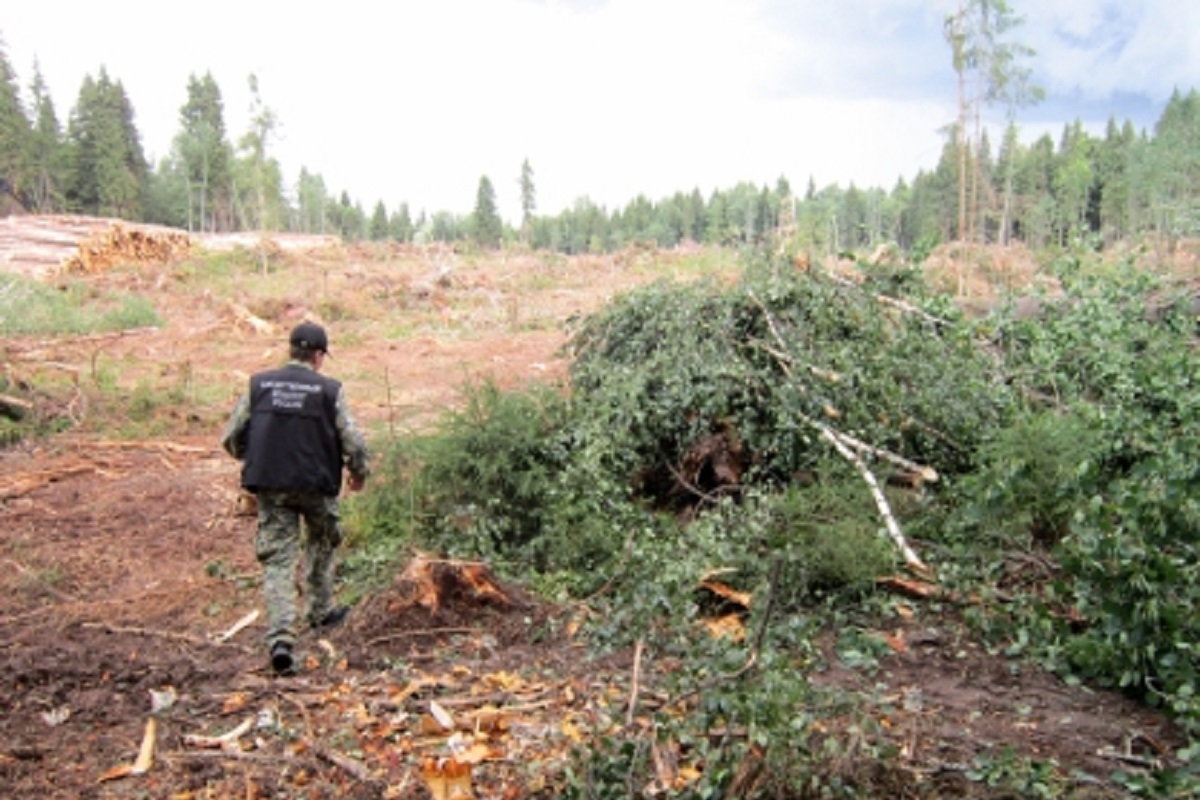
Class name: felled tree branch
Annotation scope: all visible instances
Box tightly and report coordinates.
[802,411,938,484]
[820,270,952,327]
[748,290,933,571]
[820,429,928,572]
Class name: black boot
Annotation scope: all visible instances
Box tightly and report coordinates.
[314,605,350,629]
[270,641,296,676]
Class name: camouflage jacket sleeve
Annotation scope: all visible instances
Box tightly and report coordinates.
[335,387,371,481]
[220,392,251,459]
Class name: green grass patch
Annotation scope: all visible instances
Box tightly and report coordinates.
[0,272,161,336]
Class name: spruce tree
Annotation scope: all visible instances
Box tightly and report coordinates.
[472,175,503,248]
[176,72,231,231]
[0,35,32,212]
[28,61,65,212]
[389,202,414,242]
[519,158,536,244]
[295,168,330,233]
[65,69,148,219]
[369,200,389,241]
[1150,89,1200,243]
[144,153,190,227]
[1095,117,1133,244]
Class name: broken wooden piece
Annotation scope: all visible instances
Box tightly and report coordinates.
[822,428,928,572]
[182,716,255,750]
[212,609,260,643]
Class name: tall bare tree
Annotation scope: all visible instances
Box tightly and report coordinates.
[944,0,1041,244]
[236,73,281,233]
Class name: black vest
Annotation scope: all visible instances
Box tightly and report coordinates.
[241,364,343,495]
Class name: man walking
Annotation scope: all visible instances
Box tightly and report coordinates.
[221,322,370,675]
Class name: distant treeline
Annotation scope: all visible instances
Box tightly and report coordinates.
[1,33,1197,255]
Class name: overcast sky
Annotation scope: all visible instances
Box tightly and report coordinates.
[2,1,1197,223]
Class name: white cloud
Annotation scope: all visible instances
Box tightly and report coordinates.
[1023,0,1200,100]
[0,0,1193,223]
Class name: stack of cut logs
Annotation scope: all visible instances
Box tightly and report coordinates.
[62,222,192,274]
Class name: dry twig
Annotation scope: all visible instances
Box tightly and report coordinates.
[366,626,482,647]
[314,744,378,784]
[81,622,251,652]
[626,637,645,728]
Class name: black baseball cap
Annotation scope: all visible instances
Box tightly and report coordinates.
[290,322,330,355]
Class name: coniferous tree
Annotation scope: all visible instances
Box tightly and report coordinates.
[621,194,655,244]
[688,188,707,243]
[389,202,414,242]
[974,128,995,241]
[1053,120,1095,245]
[839,184,868,250]
[574,197,610,252]
[1095,117,1134,244]
[145,153,190,227]
[332,191,365,240]
[995,122,1022,244]
[659,191,696,244]
[27,60,65,212]
[113,74,149,218]
[472,175,503,248]
[907,136,959,247]
[797,182,833,251]
[944,7,969,240]
[431,210,465,243]
[65,68,148,219]
[770,176,791,239]
[1149,89,1200,243]
[1020,132,1057,248]
[65,74,101,214]
[704,191,729,246]
[888,178,912,248]
[295,168,328,233]
[519,158,535,244]
[0,36,32,212]
[369,200,389,241]
[322,193,344,237]
[175,72,231,231]
[758,185,775,242]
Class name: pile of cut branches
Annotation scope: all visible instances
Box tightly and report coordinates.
[352,250,1200,796]
[564,256,1015,566]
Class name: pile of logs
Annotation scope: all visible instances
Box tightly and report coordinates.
[62,222,192,274]
[1,215,344,279]
[0,215,192,278]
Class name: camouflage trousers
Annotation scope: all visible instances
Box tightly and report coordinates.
[254,490,344,649]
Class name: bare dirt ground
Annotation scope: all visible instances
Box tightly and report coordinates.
[0,221,1186,798]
